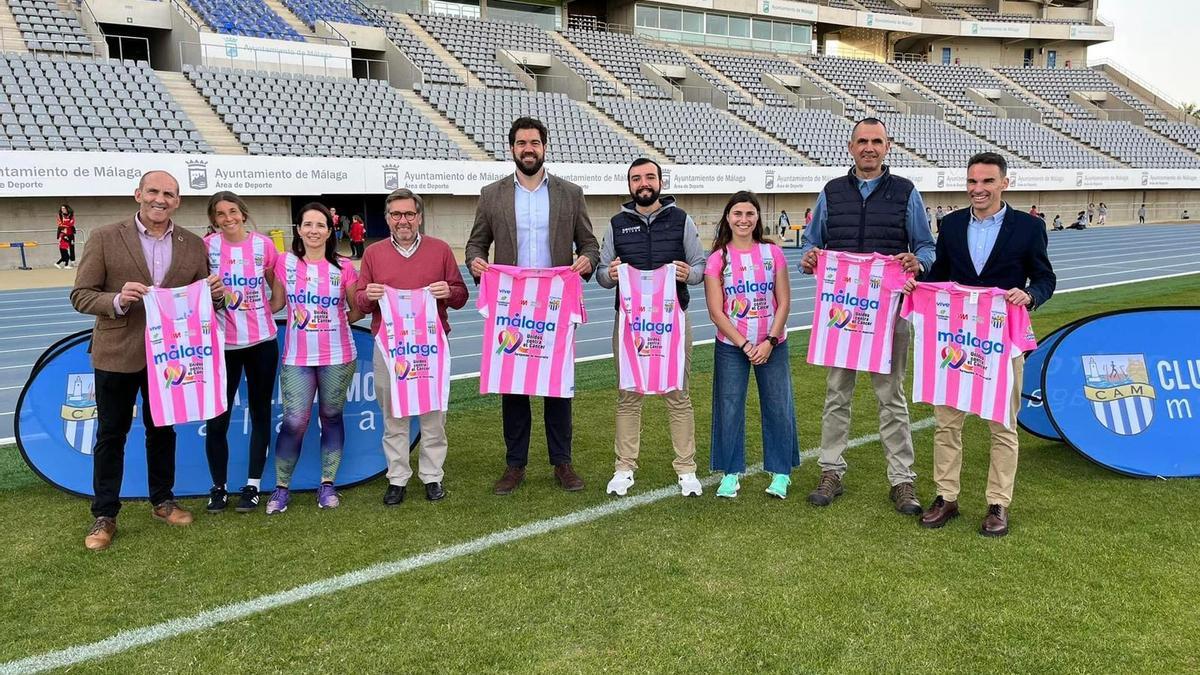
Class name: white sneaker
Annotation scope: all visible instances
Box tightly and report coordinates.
[606,470,635,496]
[54,261,64,269]
[678,472,702,497]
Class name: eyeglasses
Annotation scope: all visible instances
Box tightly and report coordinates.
[388,211,420,221]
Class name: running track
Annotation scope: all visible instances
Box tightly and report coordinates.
[1,222,1197,441]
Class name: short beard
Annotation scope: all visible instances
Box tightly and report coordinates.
[514,152,544,177]
[632,189,660,208]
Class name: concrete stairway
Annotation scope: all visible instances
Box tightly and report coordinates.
[395,12,484,88]
[580,102,670,164]
[157,71,247,155]
[548,31,631,98]
[263,0,314,40]
[676,45,763,107]
[396,88,492,161]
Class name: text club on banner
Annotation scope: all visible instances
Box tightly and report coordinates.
[16,324,414,499]
[1042,308,1200,477]
[1016,321,1079,441]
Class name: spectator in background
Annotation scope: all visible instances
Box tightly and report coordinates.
[1052,214,1063,230]
[1183,209,1190,220]
[1097,202,1108,225]
[1029,205,1042,220]
[1069,211,1087,229]
[330,207,344,244]
[1138,204,1147,224]
[1087,202,1095,224]
[56,222,72,268]
[804,207,813,228]
[348,214,365,260]
[57,204,76,268]
[925,206,932,224]
[935,205,945,232]
[778,209,790,238]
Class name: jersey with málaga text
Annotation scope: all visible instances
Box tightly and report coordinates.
[206,232,278,347]
[901,281,1036,428]
[807,250,910,374]
[477,264,585,398]
[703,243,788,345]
[143,279,227,426]
[275,253,359,367]
[616,263,685,394]
[375,287,449,417]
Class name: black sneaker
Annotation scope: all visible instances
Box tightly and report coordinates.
[206,486,228,513]
[235,485,260,513]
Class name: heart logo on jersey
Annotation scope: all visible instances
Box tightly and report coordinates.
[292,307,310,330]
[394,359,412,380]
[496,328,523,355]
[827,307,852,329]
[940,345,967,369]
[633,336,646,354]
[162,362,186,386]
[225,290,244,310]
[731,297,750,319]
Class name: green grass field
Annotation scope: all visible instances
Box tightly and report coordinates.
[2,275,1199,673]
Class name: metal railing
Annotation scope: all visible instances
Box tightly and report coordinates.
[169,0,203,34]
[1088,57,1183,112]
[179,41,385,80]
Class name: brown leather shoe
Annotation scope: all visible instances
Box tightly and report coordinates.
[553,463,585,492]
[84,517,116,551]
[889,481,923,515]
[152,500,193,526]
[493,466,526,496]
[981,504,1009,537]
[806,470,843,506]
[919,495,959,529]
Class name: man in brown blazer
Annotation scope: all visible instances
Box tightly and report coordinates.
[465,116,601,496]
[70,170,225,551]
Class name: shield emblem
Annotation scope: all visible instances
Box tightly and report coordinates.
[1081,354,1156,436]
[62,373,98,454]
[383,165,399,191]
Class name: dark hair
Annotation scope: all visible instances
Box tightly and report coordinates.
[59,203,73,217]
[206,191,253,229]
[352,214,363,222]
[627,157,661,181]
[711,191,765,279]
[293,201,342,269]
[968,151,1008,176]
[385,187,424,215]
[508,117,548,146]
[851,116,888,138]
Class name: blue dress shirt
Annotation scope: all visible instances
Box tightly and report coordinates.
[967,204,1007,275]
[514,173,551,268]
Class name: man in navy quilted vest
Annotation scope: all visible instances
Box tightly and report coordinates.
[799,118,936,517]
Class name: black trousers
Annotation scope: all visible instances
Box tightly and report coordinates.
[501,394,572,468]
[204,339,279,487]
[92,368,176,518]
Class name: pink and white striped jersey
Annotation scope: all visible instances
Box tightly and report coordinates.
[143,279,227,426]
[275,253,359,367]
[616,264,685,394]
[206,231,278,347]
[807,250,911,374]
[375,287,449,417]
[477,264,586,398]
[703,242,788,345]
[901,281,1037,428]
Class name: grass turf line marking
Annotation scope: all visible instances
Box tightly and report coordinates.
[0,417,935,675]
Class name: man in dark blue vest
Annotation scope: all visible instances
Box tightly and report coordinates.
[799,117,936,516]
[914,152,1055,537]
[597,158,708,498]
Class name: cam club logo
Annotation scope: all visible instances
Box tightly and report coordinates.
[62,373,97,455]
[497,327,523,354]
[225,290,244,310]
[940,345,968,370]
[827,307,851,329]
[394,358,411,380]
[731,297,750,319]
[187,160,208,190]
[1082,354,1156,435]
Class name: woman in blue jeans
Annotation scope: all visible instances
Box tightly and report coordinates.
[703,191,799,498]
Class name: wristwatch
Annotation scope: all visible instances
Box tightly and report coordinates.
[766,335,779,346]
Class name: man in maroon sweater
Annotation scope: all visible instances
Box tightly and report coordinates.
[356,188,469,505]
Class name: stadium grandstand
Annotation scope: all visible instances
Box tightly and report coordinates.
[0,0,1197,267]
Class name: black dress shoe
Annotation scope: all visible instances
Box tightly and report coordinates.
[383,484,406,506]
[425,481,446,501]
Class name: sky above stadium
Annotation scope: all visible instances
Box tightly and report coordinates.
[1089,0,1199,107]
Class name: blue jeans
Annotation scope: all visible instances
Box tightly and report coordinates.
[710,340,800,475]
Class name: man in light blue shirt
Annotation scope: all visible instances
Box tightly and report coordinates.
[797,117,936,517]
[967,204,1006,275]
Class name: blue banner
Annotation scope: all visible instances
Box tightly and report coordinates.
[1042,308,1200,477]
[17,323,406,499]
[1017,321,1079,441]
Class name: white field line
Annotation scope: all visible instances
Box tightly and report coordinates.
[0,417,936,675]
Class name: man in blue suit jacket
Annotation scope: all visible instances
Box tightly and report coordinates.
[915,152,1056,537]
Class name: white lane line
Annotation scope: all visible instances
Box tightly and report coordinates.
[1052,252,1200,273]
[0,418,936,675]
